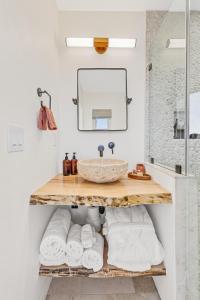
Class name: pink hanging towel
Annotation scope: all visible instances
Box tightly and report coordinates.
[37,107,47,130]
[45,107,57,130]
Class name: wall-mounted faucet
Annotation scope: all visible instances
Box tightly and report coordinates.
[98,145,105,157]
[108,142,115,154]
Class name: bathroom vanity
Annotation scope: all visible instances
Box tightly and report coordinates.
[30,174,172,206]
[30,174,172,279]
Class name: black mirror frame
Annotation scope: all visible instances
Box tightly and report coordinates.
[72,68,133,132]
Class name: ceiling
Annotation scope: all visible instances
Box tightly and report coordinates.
[56,0,177,12]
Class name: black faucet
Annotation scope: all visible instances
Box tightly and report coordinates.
[108,142,115,154]
[98,145,105,157]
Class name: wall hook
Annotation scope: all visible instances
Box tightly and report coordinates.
[127,98,133,105]
[37,88,52,109]
[72,98,78,105]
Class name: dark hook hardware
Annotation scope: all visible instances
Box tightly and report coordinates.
[148,63,153,72]
[108,142,115,154]
[175,164,182,174]
[72,98,78,105]
[37,88,52,109]
[150,157,154,164]
[98,145,105,157]
[127,98,133,105]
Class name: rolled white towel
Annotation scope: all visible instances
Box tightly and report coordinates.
[86,207,101,232]
[66,255,82,267]
[82,232,104,272]
[81,224,96,249]
[40,208,71,260]
[39,253,66,266]
[66,224,83,260]
[69,206,88,225]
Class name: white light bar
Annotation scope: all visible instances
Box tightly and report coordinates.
[109,38,136,48]
[166,39,186,49]
[66,38,93,47]
[65,37,137,49]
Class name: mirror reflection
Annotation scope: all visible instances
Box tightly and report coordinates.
[77,69,127,131]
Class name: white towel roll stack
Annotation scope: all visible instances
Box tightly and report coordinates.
[86,207,101,232]
[39,208,71,263]
[82,232,104,272]
[81,224,96,249]
[66,224,83,263]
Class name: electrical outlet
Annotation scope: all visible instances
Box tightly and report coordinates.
[7,125,24,153]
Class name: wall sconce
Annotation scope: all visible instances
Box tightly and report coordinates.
[65,37,137,54]
[94,38,108,54]
[166,39,186,49]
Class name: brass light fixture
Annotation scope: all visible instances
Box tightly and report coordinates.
[94,37,109,54]
[65,37,137,54]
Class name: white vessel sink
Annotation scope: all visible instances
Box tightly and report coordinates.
[77,159,128,183]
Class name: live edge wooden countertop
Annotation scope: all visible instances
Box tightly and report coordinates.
[30,174,172,206]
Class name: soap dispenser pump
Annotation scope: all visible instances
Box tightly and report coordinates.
[71,152,78,175]
[63,153,71,176]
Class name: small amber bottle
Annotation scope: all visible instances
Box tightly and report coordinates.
[71,152,78,175]
[63,153,71,176]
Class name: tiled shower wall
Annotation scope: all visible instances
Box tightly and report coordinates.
[145,11,186,171]
[146,11,200,175]
[146,10,200,298]
[188,11,200,297]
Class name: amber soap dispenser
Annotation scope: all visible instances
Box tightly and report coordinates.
[71,152,78,175]
[63,153,71,176]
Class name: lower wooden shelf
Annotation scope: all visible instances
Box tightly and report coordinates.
[39,262,166,278]
[39,244,166,278]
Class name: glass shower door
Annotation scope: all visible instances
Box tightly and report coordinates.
[146,1,187,173]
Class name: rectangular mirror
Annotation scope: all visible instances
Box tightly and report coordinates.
[77,68,128,131]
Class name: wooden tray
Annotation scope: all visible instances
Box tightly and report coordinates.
[128,172,151,181]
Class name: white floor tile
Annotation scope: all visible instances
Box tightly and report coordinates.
[46,294,72,300]
[80,278,135,295]
[48,278,83,296]
[72,295,115,300]
[133,277,156,294]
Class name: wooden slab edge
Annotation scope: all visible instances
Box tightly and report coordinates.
[39,263,166,278]
[30,193,172,206]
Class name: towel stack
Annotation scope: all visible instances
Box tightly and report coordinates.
[65,223,104,272]
[103,205,164,272]
[39,208,71,266]
[66,224,83,267]
[39,209,104,272]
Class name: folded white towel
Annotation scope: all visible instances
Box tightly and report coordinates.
[105,206,152,228]
[66,224,83,260]
[39,253,66,266]
[40,208,71,260]
[104,206,164,272]
[86,207,101,232]
[106,223,164,272]
[82,232,104,272]
[81,224,96,249]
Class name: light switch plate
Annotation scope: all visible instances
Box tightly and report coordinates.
[7,125,24,153]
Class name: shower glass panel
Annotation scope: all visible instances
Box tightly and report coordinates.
[187,0,200,297]
[146,1,200,298]
[146,1,187,173]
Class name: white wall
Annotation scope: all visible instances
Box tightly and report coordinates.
[0,1,59,300]
[145,163,198,300]
[58,11,146,169]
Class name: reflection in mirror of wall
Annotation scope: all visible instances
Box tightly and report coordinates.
[76,69,129,131]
